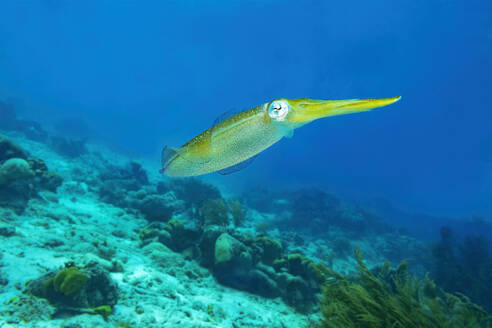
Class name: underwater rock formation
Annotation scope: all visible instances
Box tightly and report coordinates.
[0,136,62,213]
[0,158,34,184]
[26,262,118,315]
[98,161,186,222]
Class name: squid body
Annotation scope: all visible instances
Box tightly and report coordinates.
[161,96,401,177]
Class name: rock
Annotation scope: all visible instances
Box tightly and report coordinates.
[164,219,200,252]
[157,229,172,246]
[0,159,34,213]
[198,226,225,268]
[27,263,118,310]
[276,272,313,310]
[213,233,254,290]
[214,233,248,266]
[248,269,280,297]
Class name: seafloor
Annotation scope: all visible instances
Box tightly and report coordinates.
[0,118,491,327]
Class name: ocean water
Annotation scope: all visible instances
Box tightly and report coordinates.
[0,1,491,327]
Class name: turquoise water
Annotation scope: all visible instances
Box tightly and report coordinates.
[0,1,491,327]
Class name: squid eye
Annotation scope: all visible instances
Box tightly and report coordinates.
[268,100,289,121]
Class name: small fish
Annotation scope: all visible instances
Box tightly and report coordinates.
[161,96,401,177]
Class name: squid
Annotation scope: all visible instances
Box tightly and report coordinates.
[161,96,401,177]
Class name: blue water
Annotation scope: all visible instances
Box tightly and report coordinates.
[0,1,491,217]
[2,2,492,326]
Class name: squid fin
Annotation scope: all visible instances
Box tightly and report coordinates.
[160,146,180,173]
[211,108,245,144]
[217,154,258,175]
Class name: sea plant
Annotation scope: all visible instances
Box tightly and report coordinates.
[431,226,492,313]
[318,247,491,328]
[44,267,88,297]
[229,199,245,227]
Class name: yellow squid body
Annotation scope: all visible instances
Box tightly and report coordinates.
[162,96,401,177]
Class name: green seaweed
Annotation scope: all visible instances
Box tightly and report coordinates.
[92,305,112,317]
[318,247,491,328]
[53,267,87,296]
[229,199,245,227]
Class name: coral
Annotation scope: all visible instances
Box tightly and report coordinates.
[129,160,149,185]
[137,194,175,222]
[229,199,245,227]
[200,199,230,227]
[164,219,200,251]
[0,158,34,184]
[0,146,60,213]
[318,247,491,328]
[255,236,283,265]
[27,157,63,192]
[52,267,88,296]
[2,294,55,324]
[171,178,221,209]
[27,262,118,312]
[285,253,330,285]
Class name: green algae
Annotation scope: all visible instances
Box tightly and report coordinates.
[318,247,491,328]
[229,199,245,227]
[52,267,88,296]
[92,305,112,317]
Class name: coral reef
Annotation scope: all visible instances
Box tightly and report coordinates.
[0,135,62,213]
[200,198,230,227]
[0,119,490,327]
